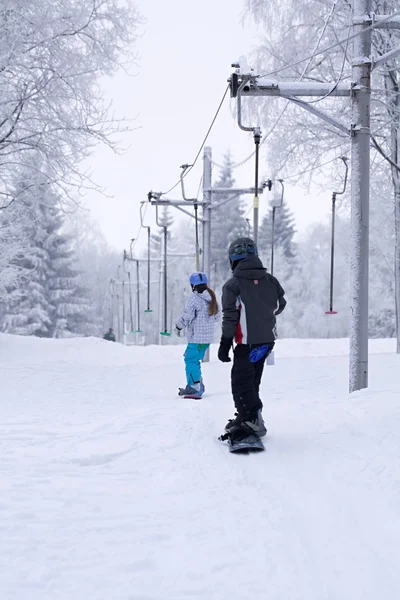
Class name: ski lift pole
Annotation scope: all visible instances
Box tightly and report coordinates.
[127,270,134,331]
[327,194,337,315]
[326,156,349,315]
[125,247,134,333]
[155,201,170,337]
[271,212,276,276]
[170,288,176,335]
[194,202,200,271]
[202,147,212,364]
[140,201,152,313]
[162,226,168,335]
[271,179,284,277]
[253,128,261,246]
[108,278,114,329]
[136,258,141,332]
[116,265,121,342]
[129,239,141,334]
[146,227,151,312]
[121,260,126,341]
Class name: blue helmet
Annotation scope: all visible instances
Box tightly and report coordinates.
[228,237,258,262]
[189,272,208,286]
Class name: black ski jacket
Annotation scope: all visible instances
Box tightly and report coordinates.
[221,256,286,344]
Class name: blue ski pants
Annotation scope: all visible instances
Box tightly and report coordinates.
[184,343,210,385]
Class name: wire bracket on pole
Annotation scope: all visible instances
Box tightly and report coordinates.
[180,164,197,202]
[253,127,261,206]
[235,76,262,244]
[154,196,171,337]
[194,201,201,271]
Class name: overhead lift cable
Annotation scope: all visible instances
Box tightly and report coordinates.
[160,85,230,197]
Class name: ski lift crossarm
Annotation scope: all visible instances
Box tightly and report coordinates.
[243,80,351,97]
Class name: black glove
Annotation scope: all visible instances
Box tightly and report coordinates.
[218,337,233,363]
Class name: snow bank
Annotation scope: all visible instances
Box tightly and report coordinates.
[0,332,395,368]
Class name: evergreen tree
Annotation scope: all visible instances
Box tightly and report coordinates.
[258,197,296,270]
[0,169,92,337]
[1,181,55,336]
[45,212,91,338]
[211,152,247,286]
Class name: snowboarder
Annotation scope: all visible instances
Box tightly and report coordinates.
[218,237,287,440]
[174,272,220,399]
[103,328,116,342]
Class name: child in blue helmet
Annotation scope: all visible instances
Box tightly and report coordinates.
[174,272,220,399]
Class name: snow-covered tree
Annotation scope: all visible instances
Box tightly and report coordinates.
[0,202,30,301]
[0,167,92,337]
[1,179,56,335]
[45,209,91,338]
[0,0,141,206]
[244,0,400,344]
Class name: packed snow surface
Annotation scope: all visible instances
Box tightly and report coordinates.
[1,334,400,599]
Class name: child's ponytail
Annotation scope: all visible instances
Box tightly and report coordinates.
[206,286,219,316]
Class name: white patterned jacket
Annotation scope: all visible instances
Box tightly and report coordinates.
[176,290,220,344]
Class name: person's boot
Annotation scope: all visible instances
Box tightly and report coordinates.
[199,379,205,395]
[243,409,267,437]
[225,409,267,437]
[178,384,203,399]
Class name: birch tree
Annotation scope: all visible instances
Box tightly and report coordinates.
[0,0,141,207]
[0,203,30,300]
[244,0,400,346]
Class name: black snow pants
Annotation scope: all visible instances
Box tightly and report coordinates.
[231,342,275,419]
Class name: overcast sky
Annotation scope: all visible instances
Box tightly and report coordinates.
[83,0,331,253]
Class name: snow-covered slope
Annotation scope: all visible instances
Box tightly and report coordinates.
[1,334,400,599]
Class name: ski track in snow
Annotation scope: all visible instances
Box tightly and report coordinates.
[1,335,400,599]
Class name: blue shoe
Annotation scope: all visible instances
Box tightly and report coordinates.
[178,384,203,399]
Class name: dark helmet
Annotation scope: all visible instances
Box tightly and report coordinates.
[228,237,258,263]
